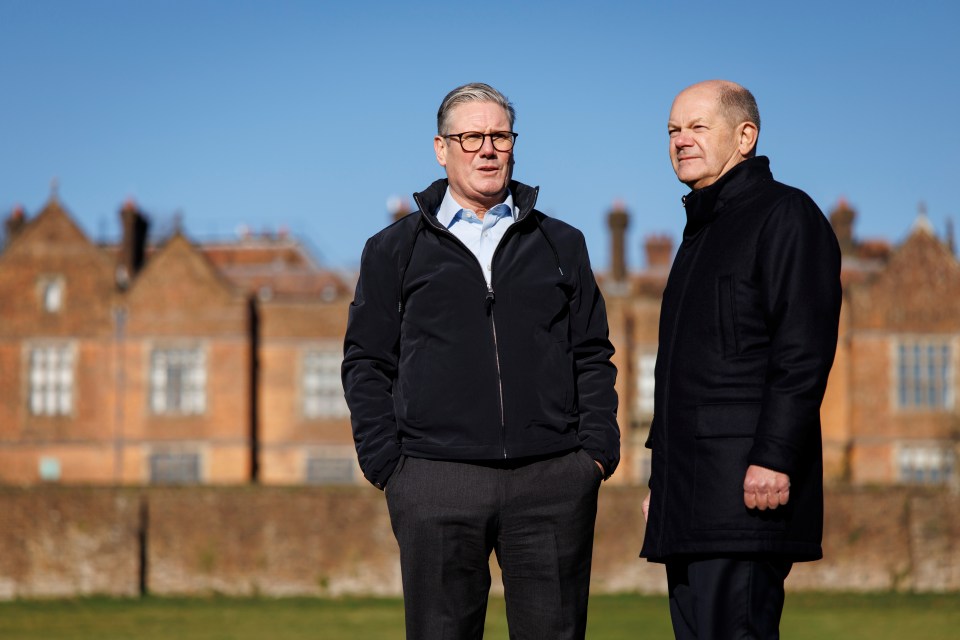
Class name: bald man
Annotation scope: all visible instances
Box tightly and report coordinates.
[639,81,841,639]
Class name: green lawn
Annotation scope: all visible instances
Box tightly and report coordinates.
[0,592,957,639]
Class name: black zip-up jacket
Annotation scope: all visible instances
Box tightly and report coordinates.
[342,179,619,489]
[640,157,841,561]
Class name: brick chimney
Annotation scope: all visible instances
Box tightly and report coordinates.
[4,205,27,248]
[947,217,955,256]
[118,199,150,288]
[387,196,411,223]
[830,198,856,256]
[644,234,674,269]
[607,200,629,281]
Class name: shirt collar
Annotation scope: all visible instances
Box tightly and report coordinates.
[436,187,516,229]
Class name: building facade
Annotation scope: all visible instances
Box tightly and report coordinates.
[1,195,956,487]
[0,196,355,486]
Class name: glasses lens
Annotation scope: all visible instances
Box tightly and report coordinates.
[459,133,484,152]
[491,133,515,151]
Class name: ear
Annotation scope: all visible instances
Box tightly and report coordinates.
[738,122,759,157]
[434,136,448,167]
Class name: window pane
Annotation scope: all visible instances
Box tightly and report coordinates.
[898,445,955,485]
[150,348,206,415]
[150,453,201,484]
[305,457,354,485]
[302,346,349,418]
[635,353,657,417]
[28,345,74,416]
[895,339,952,411]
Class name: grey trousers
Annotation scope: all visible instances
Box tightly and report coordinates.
[666,555,793,640]
[384,449,603,640]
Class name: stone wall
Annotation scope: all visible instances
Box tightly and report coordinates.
[0,485,957,600]
[0,488,141,599]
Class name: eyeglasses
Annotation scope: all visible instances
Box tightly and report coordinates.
[442,131,518,152]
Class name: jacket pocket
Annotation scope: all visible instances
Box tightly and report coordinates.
[692,403,787,532]
[717,275,739,358]
[534,336,576,417]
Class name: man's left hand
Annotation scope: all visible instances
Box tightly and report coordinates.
[743,465,790,510]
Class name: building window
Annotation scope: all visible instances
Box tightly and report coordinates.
[305,455,355,485]
[28,345,74,416]
[303,346,349,418]
[897,445,955,485]
[39,278,64,312]
[634,352,657,418]
[149,452,201,484]
[150,348,206,415]
[895,340,953,411]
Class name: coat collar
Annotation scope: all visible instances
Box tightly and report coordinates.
[681,156,772,239]
[413,179,540,229]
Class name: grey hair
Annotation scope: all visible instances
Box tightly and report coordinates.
[437,82,515,135]
[717,83,761,133]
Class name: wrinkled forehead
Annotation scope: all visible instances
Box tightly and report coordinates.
[447,101,512,130]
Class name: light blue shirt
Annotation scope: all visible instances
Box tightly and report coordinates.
[435,187,519,287]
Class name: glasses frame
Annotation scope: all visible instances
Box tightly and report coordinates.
[442,131,518,152]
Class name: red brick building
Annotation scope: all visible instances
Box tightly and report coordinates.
[1,195,956,488]
[0,195,354,486]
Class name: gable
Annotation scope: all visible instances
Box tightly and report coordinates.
[124,233,247,336]
[849,227,960,332]
[0,200,118,337]
[0,199,114,271]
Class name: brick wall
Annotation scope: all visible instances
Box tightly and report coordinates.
[0,485,956,600]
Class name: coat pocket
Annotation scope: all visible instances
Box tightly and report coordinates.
[717,275,740,358]
[692,403,787,531]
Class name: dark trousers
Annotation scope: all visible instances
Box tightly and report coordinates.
[666,556,793,640]
[384,449,603,640]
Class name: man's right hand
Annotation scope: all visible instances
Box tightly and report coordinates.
[642,492,651,522]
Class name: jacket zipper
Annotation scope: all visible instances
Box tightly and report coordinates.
[485,284,506,457]
[413,192,536,459]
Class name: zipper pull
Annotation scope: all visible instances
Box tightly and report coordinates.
[485,285,495,310]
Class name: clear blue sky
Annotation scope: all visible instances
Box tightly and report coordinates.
[2,0,958,272]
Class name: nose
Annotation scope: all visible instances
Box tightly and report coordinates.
[478,134,497,156]
[673,132,693,149]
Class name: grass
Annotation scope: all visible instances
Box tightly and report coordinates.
[0,592,957,639]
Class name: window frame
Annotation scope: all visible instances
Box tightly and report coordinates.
[896,443,956,485]
[633,350,657,420]
[147,449,203,485]
[892,336,955,413]
[303,447,357,485]
[37,275,65,313]
[148,344,208,416]
[301,343,350,420]
[26,341,76,417]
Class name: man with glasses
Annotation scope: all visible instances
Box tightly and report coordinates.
[343,82,619,639]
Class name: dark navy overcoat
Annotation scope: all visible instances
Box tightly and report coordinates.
[641,157,842,562]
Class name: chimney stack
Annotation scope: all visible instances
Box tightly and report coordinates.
[4,205,27,248]
[829,198,856,256]
[387,196,411,223]
[607,200,629,281]
[644,234,674,269]
[118,199,150,287]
